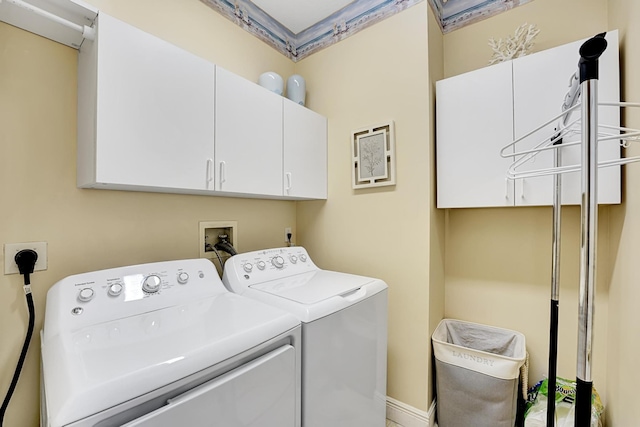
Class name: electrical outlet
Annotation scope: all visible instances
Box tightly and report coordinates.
[4,242,48,275]
[284,227,292,244]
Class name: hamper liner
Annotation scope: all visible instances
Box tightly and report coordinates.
[432,319,526,427]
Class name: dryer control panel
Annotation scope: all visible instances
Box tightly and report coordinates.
[43,258,223,340]
[223,247,318,288]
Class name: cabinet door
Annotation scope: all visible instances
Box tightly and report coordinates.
[283,99,327,199]
[436,61,515,208]
[512,43,564,206]
[512,31,620,206]
[94,13,215,191]
[215,67,283,196]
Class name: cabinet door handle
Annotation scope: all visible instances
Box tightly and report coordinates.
[505,178,511,201]
[285,172,292,193]
[219,161,226,185]
[206,159,213,185]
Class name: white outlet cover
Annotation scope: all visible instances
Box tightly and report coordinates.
[4,242,48,275]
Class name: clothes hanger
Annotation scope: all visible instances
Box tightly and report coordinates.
[501,102,640,180]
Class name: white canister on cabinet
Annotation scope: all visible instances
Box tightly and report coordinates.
[258,72,284,95]
[286,74,306,106]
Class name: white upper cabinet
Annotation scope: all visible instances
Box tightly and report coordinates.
[77,12,327,200]
[283,99,328,199]
[436,31,620,208]
[215,68,328,200]
[215,67,284,197]
[77,12,215,193]
[436,61,515,208]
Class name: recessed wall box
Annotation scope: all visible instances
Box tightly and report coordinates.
[199,221,237,275]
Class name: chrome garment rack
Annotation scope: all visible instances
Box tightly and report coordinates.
[501,32,640,426]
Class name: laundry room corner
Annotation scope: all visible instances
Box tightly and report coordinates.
[440,0,613,410]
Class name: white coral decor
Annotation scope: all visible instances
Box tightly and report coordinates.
[488,23,540,65]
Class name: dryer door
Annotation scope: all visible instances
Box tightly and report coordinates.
[122,345,296,427]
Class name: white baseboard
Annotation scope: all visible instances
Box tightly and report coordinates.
[386,397,436,427]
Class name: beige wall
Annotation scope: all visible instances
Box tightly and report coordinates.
[427,4,445,407]
[296,2,433,410]
[444,0,608,76]
[0,1,296,426]
[606,0,640,424]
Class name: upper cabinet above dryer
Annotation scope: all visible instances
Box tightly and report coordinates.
[436,31,620,209]
[214,67,284,198]
[77,12,216,194]
[77,12,328,200]
[214,68,328,200]
[283,98,327,200]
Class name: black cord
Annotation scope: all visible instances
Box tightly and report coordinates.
[211,246,225,276]
[1,250,37,426]
[0,291,35,426]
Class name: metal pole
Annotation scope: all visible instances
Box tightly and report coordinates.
[575,32,607,426]
[547,146,561,427]
[576,76,598,427]
[547,66,580,427]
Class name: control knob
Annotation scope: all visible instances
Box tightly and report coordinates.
[78,288,94,302]
[289,255,298,264]
[271,256,285,269]
[108,283,123,297]
[243,263,253,273]
[257,261,266,270]
[177,272,189,284]
[299,254,307,262]
[142,275,162,294]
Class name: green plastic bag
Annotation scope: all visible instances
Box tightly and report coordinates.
[524,377,604,427]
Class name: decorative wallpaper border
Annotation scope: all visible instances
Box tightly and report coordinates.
[200,0,424,62]
[428,0,534,33]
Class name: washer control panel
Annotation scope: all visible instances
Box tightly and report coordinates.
[223,247,318,288]
[71,268,195,305]
[44,258,223,340]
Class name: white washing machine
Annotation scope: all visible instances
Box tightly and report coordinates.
[222,247,388,427]
[40,258,302,427]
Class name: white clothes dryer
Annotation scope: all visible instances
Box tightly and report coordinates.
[40,258,301,427]
[222,247,388,427]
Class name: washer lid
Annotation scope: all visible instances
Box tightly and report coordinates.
[249,270,373,304]
[41,293,299,427]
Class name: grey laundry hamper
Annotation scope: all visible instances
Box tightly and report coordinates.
[432,319,526,427]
